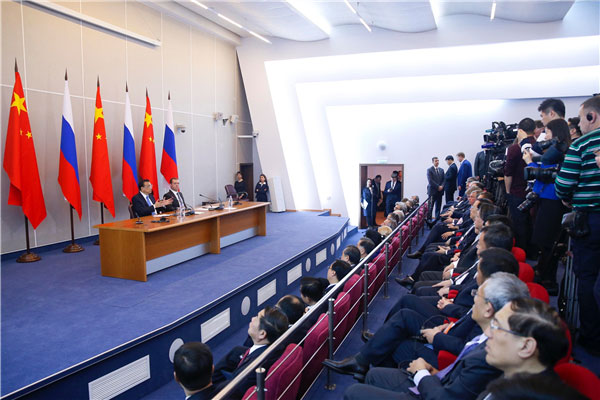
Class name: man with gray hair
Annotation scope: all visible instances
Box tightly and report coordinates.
[342,272,529,400]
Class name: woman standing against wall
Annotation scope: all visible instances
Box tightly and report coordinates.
[362,178,376,228]
[255,174,269,202]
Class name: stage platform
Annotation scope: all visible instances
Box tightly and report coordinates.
[1,211,351,399]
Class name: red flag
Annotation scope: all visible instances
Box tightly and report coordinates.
[139,92,158,195]
[90,79,115,217]
[3,69,47,229]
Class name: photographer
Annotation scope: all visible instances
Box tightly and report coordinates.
[555,95,600,356]
[504,118,536,252]
[522,119,571,292]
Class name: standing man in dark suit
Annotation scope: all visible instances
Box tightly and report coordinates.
[131,179,172,217]
[444,156,458,204]
[456,152,472,199]
[384,171,402,215]
[373,175,383,213]
[173,342,217,400]
[163,177,187,212]
[212,306,288,398]
[427,157,445,220]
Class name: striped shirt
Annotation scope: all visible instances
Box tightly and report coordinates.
[555,128,600,211]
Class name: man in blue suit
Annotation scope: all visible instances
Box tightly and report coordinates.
[384,171,402,215]
[456,152,472,199]
[444,156,458,204]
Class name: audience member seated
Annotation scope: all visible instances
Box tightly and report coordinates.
[131,179,172,217]
[212,307,288,398]
[383,219,397,230]
[357,238,376,262]
[300,277,329,311]
[365,228,383,246]
[481,372,587,400]
[174,342,216,400]
[340,275,524,400]
[243,295,306,347]
[479,297,571,398]
[387,213,401,225]
[163,177,187,212]
[324,259,353,291]
[378,225,393,237]
[342,245,361,267]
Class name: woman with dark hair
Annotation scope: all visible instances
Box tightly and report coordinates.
[523,119,571,293]
[362,178,376,227]
[255,173,269,202]
[234,171,247,199]
[568,117,582,141]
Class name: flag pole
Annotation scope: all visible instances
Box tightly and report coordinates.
[63,205,84,253]
[16,216,41,263]
[94,203,104,245]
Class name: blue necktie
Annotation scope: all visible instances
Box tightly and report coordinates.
[145,195,156,215]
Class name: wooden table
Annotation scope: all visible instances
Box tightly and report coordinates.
[94,202,268,281]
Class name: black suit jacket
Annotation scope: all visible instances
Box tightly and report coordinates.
[418,341,502,400]
[384,180,402,204]
[131,192,165,217]
[432,312,481,356]
[163,190,186,212]
[444,163,458,192]
[187,385,218,400]
[427,166,445,196]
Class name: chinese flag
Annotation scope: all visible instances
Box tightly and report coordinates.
[89,79,115,217]
[139,91,158,195]
[3,69,47,229]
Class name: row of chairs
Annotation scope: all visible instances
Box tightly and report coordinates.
[240,204,431,400]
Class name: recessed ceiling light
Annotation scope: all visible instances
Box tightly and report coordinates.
[190,0,208,10]
[217,13,243,29]
[490,2,497,20]
[359,17,372,33]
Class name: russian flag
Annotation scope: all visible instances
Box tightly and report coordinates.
[58,74,82,219]
[160,92,178,184]
[122,86,138,201]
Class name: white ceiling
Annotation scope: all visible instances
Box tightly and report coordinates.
[168,0,576,42]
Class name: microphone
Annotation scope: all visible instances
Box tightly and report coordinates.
[199,193,224,210]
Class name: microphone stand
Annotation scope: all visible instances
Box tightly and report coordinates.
[198,194,224,210]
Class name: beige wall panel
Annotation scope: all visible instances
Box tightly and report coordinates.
[125,1,161,44]
[191,30,215,117]
[56,1,81,13]
[215,42,235,118]
[26,91,91,246]
[167,111,193,204]
[235,65,251,123]
[193,115,217,200]
[81,14,127,102]
[1,85,28,253]
[162,16,192,113]
[22,4,84,96]
[1,1,25,87]
[81,1,126,30]
[236,123,253,164]
[216,121,236,199]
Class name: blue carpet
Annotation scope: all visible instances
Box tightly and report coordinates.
[1,211,347,395]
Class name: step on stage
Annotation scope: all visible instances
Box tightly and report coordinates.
[1,211,350,399]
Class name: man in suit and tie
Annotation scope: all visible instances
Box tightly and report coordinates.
[164,177,188,212]
[456,152,472,199]
[173,342,217,400]
[384,171,402,215]
[427,157,445,221]
[131,179,172,217]
[373,175,383,213]
[444,156,458,204]
[212,306,288,398]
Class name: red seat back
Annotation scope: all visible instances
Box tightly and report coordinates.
[437,350,458,370]
[242,344,304,400]
[555,363,600,400]
[299,313,329,395]
[334,291,351,346]
[526,282,549,304]
[343,274,363,325]
[518,262,535,283]
[512,247,526,263]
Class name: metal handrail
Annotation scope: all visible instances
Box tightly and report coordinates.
[212,200,429,399]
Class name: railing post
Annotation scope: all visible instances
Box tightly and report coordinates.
[383,242,390,299]
[408,218,413,252]
[362,263,369,335]
[325,298,336,390]
[398,227,403,276]
[255,367,266,400]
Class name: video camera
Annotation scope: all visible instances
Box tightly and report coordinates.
[480,121,518,205]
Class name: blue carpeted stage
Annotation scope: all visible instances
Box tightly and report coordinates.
[1,211,351,398]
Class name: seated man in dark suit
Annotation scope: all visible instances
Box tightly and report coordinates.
[212,306,288,398]
[357,238,376,262]
[163,177,188,212]
[342,245,361,267]
[480,298,572,399]
[243,295,306,347]
[341,274,516,400]
[324,259,353,292]
[131,179,172,217]
[174,342,216,400]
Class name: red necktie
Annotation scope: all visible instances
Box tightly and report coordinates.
[238,348,251,367]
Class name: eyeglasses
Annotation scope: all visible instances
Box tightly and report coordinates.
[490,318,527,337]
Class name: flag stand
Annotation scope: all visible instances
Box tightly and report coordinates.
[16,216,41,263]
[93,203,104,245]
[63,205,84,253]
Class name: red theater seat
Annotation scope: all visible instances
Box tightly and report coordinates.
[555,363,600,400]
[242,344,303,400]
[518,262,535,283]
[343,274,363,324]
[526,282,550,304]
[511,247,526,263]
[437,350,458,370]
[334,291,351,345]
[299,314,329,395]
